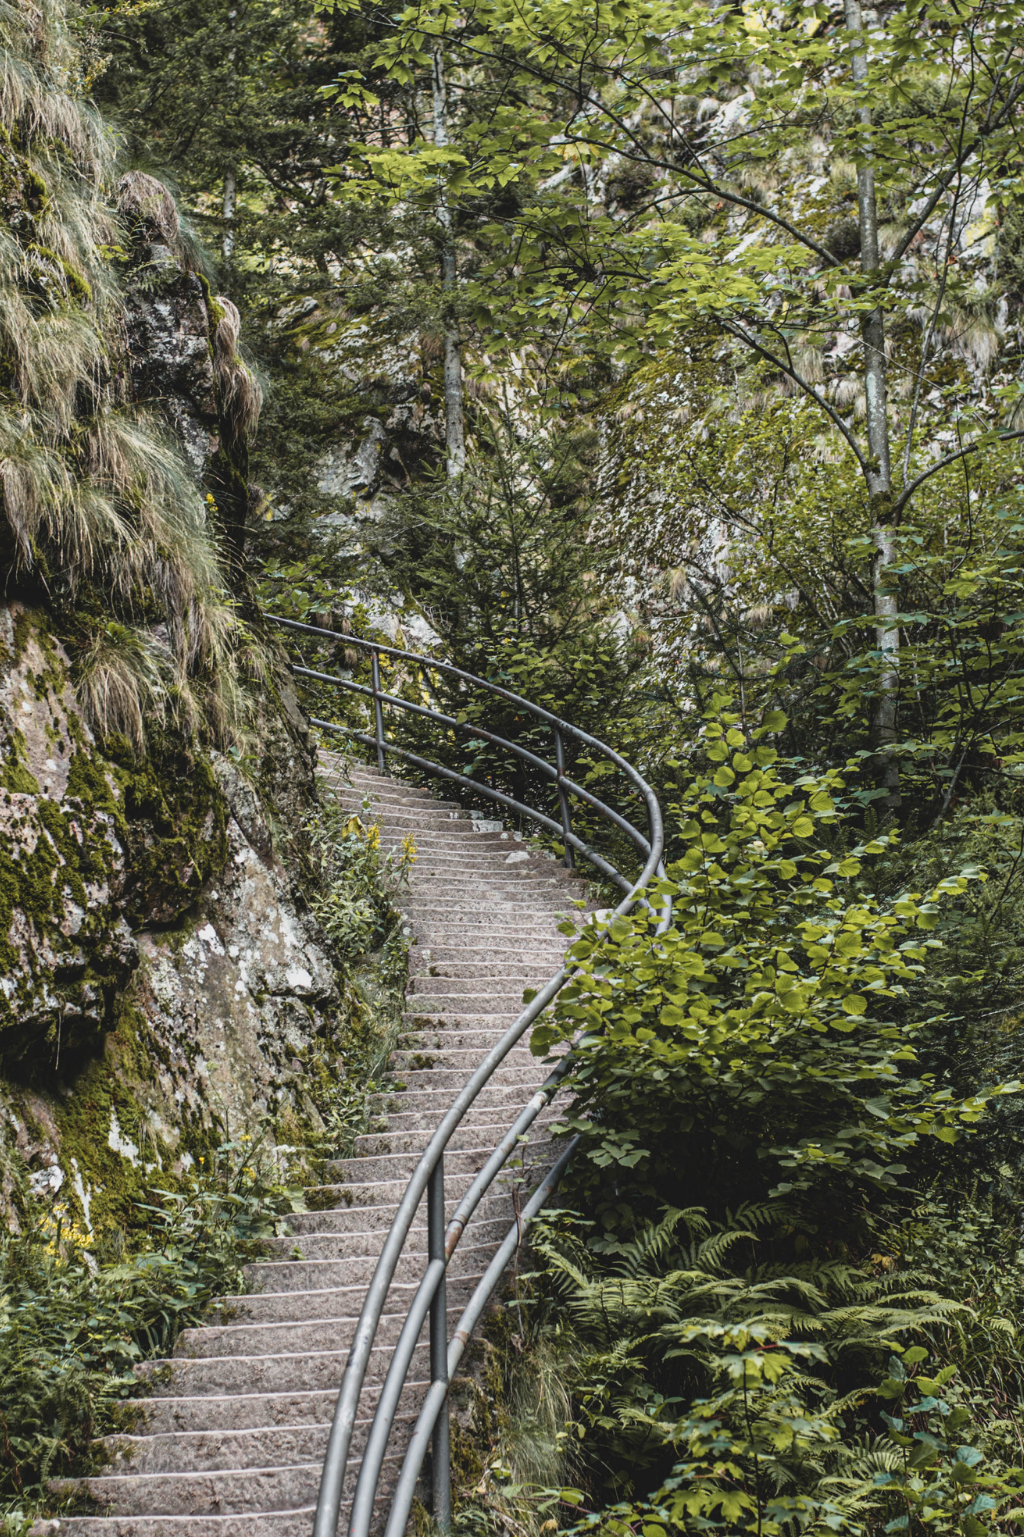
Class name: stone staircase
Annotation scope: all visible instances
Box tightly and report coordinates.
[53,754,583,1537]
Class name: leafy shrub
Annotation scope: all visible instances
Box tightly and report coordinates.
[531,702,1017,1230]
[505,1206,1024,1537]
[0,1138,302,1521]
[308,788,415,964]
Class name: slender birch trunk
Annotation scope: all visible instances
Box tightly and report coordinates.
[222,169,237,262]
[432,42,466,478]
[845,0,899,805]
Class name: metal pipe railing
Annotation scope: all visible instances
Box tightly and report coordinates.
[266,613,671,1537]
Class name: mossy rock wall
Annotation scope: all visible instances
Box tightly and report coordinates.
[0,599,342,1235]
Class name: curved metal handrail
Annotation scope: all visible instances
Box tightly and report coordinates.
[267,614,671,1537]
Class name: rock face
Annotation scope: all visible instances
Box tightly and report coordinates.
[0,598,341,1227]
[118,170,262,568]
[132,753,339,1147]
[0,605,136,1064]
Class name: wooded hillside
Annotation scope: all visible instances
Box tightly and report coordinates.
[3,0,1024,1530]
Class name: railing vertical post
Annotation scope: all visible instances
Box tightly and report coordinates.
[428,1159,452,1532]
[371,649,386,775]
[553,726,575,869]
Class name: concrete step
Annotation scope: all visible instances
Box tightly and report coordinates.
[324,1138,554,1188]
[282,1185,516,1234]
[59,1452,402,1518]
[367,1101,559,1135]
[351,1120,554,1160]
[101,1409,419,1476]
[53,1512,319,1536]
[137,1339,430,1399]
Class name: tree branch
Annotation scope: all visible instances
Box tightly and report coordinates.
[718,318,869,472]
[893,430,1024,518]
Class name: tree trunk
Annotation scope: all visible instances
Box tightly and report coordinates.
[222,168,237,263]
[845,0,899,806]
[432,43,466,478]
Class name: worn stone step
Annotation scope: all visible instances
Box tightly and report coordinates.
[128,1387,348,1437]
[351,811,488,835]
[402,995,530,1019]
[384,1065,550,1098]
[406,977,546,1000]
[368,810,504,832]
[397,1029,552,1058]
[351,1120,554,1160]
[398,1009,537,1029]
[175,1288,456,1360]
[261,1210,512,1258]
[195,1261,494,1342]
[282,1184,516,1235]
[406,880,581,904]
[391,1049,554,1079]
[297,1138,547,1212]
[325,1138,553,1189]
[101,1409,419,1476]
[58,1452,401,1519]
[336,787,461,810]
[241,1238,509,1297]
[405,920,572,942]
[409,942,566,961]
[408,961,564,983]
[51,1511,319,1537]
[406,853,566,873]
[137,1339,430,1399]
[367,1102,558,1138]
[407,904,571,926]
[130,1365,420,1437]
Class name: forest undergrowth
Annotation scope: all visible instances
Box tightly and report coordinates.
[26,0,1024,1532]
[0,766,410,1530]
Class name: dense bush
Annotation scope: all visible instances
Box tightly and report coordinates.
[0,1142,302,1523]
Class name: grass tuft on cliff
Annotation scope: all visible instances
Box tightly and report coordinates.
[0,0,262,755]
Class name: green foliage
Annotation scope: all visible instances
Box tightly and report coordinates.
[532,702,1017,1224]
[298,779,411,1159]
[0,1139,302,1519]
[308,789,414,964]
[505,1205,1024,1537]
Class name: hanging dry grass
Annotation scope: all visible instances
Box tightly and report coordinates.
[77,623,173,754]
[213,297,263,441]
[0,0,263,755]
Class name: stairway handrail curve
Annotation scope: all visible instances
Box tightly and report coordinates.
[267,614,670,1537]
